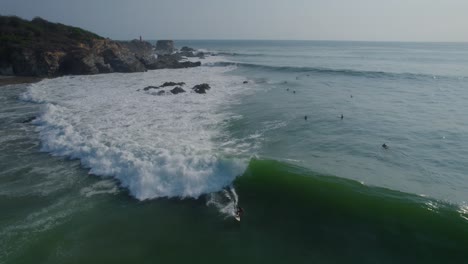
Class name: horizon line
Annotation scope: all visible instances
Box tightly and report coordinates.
[120,38,468,44]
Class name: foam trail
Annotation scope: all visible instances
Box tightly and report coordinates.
[230,186,239,205]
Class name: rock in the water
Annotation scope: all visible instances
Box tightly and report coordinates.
[179,61,201,68]
[157,90,166,96]
[243,81,248,84]
[180,46,195,52]
[145,54,200,70]
[160,82,185,87]
[178,50,205,59]
[143,85,160,91]
[170,87,186,94]
[178,46,205,58]
[179,51,195,57]
[192,83,211,94]
[155,40,175,55]
[21,116,36,123]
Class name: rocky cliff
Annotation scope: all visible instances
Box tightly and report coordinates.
[155,40,175,55]
[0,16,200,77]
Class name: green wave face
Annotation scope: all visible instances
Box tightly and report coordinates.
[232,159,468,263]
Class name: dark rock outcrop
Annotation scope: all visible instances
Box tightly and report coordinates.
[141,82,186,92]
[155,40,175,55]
[179,51,205,59]
[170,87,186,94]
[57,39,147,75]
[180,46,195,52]
[119,39,157,68]
[0,16,202,77]
[178,46,206,58]
[177,46,205,59]
[0,16,148,76]
[192,83,211,94]
[118,41,201,71]
[142,83,212,95]
[143,85,160,91]
[180,61,202,68]
[195,52,206,59]
[21,116,36,123]
[160,81,185,87]
[147,55,201,69]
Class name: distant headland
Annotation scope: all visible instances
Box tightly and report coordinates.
[0,16,203,77]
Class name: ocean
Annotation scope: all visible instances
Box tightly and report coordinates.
[1,40,468,263]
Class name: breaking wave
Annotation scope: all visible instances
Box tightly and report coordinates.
[21,66,254,200]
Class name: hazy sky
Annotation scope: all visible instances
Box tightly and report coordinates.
[2,0,468,42]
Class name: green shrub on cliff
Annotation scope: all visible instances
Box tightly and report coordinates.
[0,15,103,50]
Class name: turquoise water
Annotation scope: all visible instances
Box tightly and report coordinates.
[1,41,468,263]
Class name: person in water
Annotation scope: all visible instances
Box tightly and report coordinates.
[341,114,344,120]
[382,143,389,149]
[236,205,244,218]
[304,115,308,120]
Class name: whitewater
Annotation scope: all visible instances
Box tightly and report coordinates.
[21,63,254,200]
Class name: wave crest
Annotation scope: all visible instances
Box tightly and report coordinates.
[210,61,459,80]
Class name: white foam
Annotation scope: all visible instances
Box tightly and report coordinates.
[459,203,468,221]
[0,197,79,261]
[80,180,120,197]
[183,53,229,66]
[22,66,251,200]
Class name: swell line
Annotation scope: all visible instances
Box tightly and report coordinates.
[211,61,464,81]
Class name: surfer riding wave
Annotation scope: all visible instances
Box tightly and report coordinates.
[207,186,243,221]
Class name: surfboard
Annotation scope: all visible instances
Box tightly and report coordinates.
[234,215,241,222]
